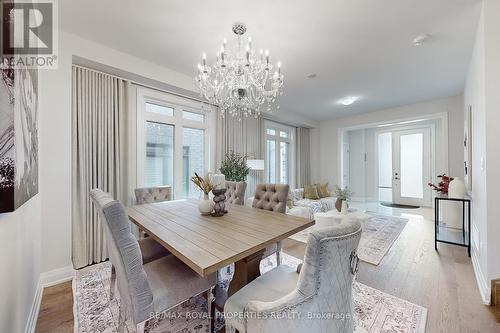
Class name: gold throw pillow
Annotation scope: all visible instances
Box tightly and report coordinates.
[316,182,332,198]
[304,184,320,200]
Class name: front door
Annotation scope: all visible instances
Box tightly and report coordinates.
[392,128,431,207]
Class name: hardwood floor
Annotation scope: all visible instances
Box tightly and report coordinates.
[36,206,500,332]
[35,281,73,333]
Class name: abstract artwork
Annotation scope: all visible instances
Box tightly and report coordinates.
[0,64,38,213]
[464,106,472,191]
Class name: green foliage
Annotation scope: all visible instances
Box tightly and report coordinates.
[333,185,354,200]
[219,151,250,182]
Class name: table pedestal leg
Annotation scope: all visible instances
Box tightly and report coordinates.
[228,249,265,297]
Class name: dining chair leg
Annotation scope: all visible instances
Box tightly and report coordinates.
[276,241,282,266]
[208,286,216,333]
[110,264,116,300]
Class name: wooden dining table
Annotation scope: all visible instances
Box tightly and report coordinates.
[127,199,314,296]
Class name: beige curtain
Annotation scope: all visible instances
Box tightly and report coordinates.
[216,111,264,197]
[296,127,311,187]
[71,66,127,269]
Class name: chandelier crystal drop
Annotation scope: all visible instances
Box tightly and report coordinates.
[195,23,284,119]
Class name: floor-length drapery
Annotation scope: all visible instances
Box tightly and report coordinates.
[296,127,311,187]
[216,111,264,197]
[71,66,127,269]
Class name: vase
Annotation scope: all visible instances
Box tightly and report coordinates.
[198,194,214,216]
[341,200,348,215]
[335,198,343,212]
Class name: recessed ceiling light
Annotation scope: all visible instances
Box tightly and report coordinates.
[338,96,360,106]
[307,73,317,79]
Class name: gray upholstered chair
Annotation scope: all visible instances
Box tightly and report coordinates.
[90,189,216,333]
[90,190,170,299]
[134,186,172,239]
[224,219,362,333]
[134,186,172,204]
[225,181,247,205]
[252,184,290,265]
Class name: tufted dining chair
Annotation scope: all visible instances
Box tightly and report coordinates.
[134,186,172,204]
[225,181,247,205]
[91,189,170,300]
[91,189,217,333]
[224,219,362,333]
[252,184,289,265]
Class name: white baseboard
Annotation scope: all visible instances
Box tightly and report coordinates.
[471,249,491,305]
[25,265,75,333]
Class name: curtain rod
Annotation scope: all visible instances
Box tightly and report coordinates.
[71,64,210,105]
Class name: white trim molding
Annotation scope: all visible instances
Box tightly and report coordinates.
[25,266,75,333]
[471,249,491,305]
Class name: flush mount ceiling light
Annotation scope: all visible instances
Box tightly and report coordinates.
[413,34,430,46]
[337,96,360,106]
[306,73,317,79]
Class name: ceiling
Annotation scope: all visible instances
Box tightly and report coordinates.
[60,0,481,121]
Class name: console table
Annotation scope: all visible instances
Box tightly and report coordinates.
[434,194,471,256]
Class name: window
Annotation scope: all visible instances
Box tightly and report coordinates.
[146,102,174,116]
[145,122,174,187]
[182,127,205,198]
[137,88,209,199]
[182,110,205,122]
[265,121,295,186]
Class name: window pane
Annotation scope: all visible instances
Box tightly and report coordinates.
[378,132,392,187]
[145,122,174,188]
[266,139,276,183]
[146,102,174,116]
[280,142,289,184]
[400,133,423,198]
[183,110,205,122]
[182,128,204,198]
[280,131,288,138]
[266,128,276,136]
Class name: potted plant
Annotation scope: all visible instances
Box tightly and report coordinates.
[191,173,215,215]
[333,185,353,212]
[219,151,250,182]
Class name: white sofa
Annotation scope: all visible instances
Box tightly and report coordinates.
[246,187,337,220]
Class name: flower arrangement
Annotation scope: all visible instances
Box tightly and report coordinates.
[333,185,354,200]
[219,151,250,182]
[0,158,14,189]
[428,174,454,194]
[190,172,214,195]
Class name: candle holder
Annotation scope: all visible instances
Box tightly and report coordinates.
[211,188,227,217]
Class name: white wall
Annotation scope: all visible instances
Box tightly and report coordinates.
[347,129,366,199]
[464,0,500,303]
[314,95,464,192]
[0,196,41,333]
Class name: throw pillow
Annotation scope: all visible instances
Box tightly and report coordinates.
[316,182,332,198]
[304,184,320,200]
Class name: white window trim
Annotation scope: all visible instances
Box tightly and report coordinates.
[264,120,296,188]
[136,87,210,199]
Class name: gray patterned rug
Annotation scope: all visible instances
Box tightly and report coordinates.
[74,254,426,333]
[289,213,408,265]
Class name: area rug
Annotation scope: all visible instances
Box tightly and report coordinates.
[289,213,408,265]
[74,255,426,333]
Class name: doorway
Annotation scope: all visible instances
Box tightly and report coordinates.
[377,127,432,207]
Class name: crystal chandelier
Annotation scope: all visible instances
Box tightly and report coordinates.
[195,23,284,119]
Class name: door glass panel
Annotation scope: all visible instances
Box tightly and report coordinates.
[182,127,204,198]
[400,133,423,198]
[280,141,289,184]
[266,139,276,183]
[378,132,392,201]
[146,103,174,116]
[145,121,174,188]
